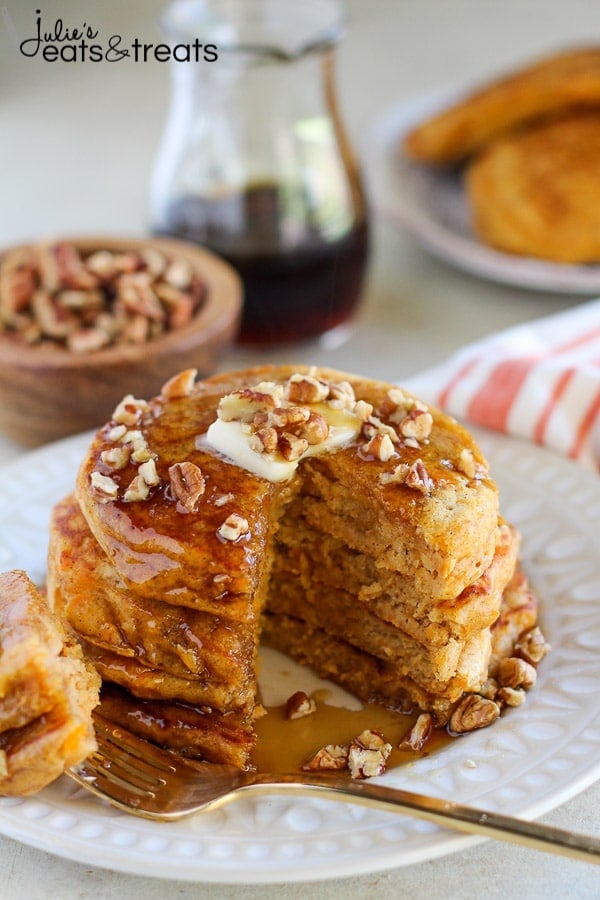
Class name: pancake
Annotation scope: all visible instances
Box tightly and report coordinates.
[403,45,600,165]
[465,110,600,262]
[0,570,100,796]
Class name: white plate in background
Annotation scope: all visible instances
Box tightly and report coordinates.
[369,89,600,294]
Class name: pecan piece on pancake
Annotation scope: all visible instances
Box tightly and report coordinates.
[168,461,206,511]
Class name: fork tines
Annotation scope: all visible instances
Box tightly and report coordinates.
[73,713,178,803]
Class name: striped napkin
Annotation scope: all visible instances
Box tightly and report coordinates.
[405,300,600,473]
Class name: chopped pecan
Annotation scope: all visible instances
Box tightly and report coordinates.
[405,459,432,492]
[297,411,329,445]
[31,290,77,338]
[153,281,194,324]
[269,405,311,430]
[169,461,206,511]
[457,447,477,478]
[478,677,499,700]
[90,471,119,503]
[113,252,145,275]
[514,627,551,665]
[380,459,432,493]
[39,241,98,291]
[167,292,195,329]
[106,424,127,441]
[497,657,537,690]
[286,373,330,404]
[100,446,131,470]
[496,686,526,708]
[398,408,433,441]
[57,288,104,311]
[449,695,500,734]
[18,320,42,344]
[379,465,406,486]
[278,432,309,461]
[118,313,150,344]
[218,389,277,422]
[347,730,392,779]
[378,387,412,418]
[111,394,149,426]
[362,416,399,443]
[94,311,126,341]
[160,368,197,400]
[328,380,356,409]
[164,257,193,290]
[217,512,249,541]
[118,272,165,322]
[0,257,36,323]
[302,744,349,771]
[398,713,434,752]
[138,458,161,486]
[130,438,156,464]
[85,249,121,280]
[249,426,279,454]
[138,247,166,278]
[380,389,428,424]
[67,326,111,353]
[362,432,396,461]
[353,399,374,421]
[123,473,150,503]
[285,691,317,720]
[252,381,285,404]
[121,428,143,445]
[457,447,488,479]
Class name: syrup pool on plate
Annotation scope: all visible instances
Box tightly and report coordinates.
[253,694,451,773]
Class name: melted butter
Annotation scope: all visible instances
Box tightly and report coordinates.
[205,403,361,483]
[252,698,451,773]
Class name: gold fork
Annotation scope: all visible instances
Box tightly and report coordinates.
[67,712,600,865]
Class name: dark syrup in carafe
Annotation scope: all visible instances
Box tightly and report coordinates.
[155,183,369,345]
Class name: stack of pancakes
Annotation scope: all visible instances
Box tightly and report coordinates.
[403,46,600,263]
[0,570,100,795]
[47,366,539,768]
[265,517,519,718]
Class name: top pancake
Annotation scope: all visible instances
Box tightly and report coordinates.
[75,365,499,609]
[403,46,600,165]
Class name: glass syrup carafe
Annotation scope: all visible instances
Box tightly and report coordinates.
[150,0,369,345]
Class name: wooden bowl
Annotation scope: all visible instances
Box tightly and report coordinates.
[0,236,242,447]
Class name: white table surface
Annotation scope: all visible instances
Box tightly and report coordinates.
[0,1,598,897]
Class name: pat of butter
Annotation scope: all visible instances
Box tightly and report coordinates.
[205,405,360,482]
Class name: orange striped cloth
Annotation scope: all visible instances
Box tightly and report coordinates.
[405,302,600,472]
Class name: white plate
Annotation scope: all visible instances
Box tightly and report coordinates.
[369,88,600,294]
[0,430,599,883]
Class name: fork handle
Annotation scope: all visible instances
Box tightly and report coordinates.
[243,774,600,865]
